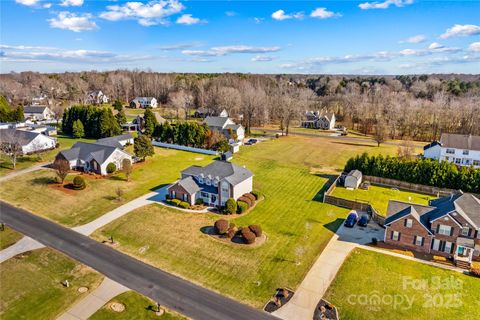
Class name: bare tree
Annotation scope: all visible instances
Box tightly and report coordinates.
[52,158,70,184]
[0,130,23,169]
[373,120,387,147]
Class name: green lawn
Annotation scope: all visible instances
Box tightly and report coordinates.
[90,291,186,320]
[91,136,404,307]
[0,148,214,226]
[0,226,23,250]
[324,248,480,320]
[331,184,436,215]
[0,134,96,176]
[0,248,102,320]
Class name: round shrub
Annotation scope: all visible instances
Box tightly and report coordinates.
[226,225,238,239]
[241,227,256,244]
[249,225,262,237]
[243,193,256,202]
[171,199,181,206]
[106,162,117,174]
[251,191,261,200]
[237,201,248,214]
[238,196,253,207]
[214,219,229,234]
[179,201,190,209]
[72,176,86,190]
[195,198,204,205]
[225,198,237,214]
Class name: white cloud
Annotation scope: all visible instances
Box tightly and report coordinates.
[60,0,84,6]
[271,9,304,21]
[359,0,413,10]
[440,24,480,39]
[176,14,205,25]
[252,55,274,62]
[100,0,185,26]
[43,3,52,8]
[254,17,264,24]
[15,0,41,6]
[469,42,480,52]
[428,42,443,50]
[48,12,98,32]
[310,8,341,19]
[182,45,281,57]
[225,11,236,17]
[400,34,427,44]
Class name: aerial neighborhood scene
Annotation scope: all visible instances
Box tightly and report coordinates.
[1,1,480,320]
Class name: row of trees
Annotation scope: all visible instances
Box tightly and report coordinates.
[344,153,480,193]
[62,105,121,139]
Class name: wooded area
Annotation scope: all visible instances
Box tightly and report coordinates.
[1,71,479,141]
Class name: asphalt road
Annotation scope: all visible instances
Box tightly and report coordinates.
[0,202,278,320]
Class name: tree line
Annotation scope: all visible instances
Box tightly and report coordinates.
[344,153,480,193]
[62,105,121,139]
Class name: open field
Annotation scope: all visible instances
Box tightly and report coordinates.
[0,226,23,249]
[0,248,102,320]
[331,184,436,215]
[0,148,214,226]
[324,248,480,320]
[90,291,187,320]
[0,134,96,176]
[91,136,405,307]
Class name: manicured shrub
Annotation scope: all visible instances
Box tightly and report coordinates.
[238,196,253,207]
[72,176,86,190]
[179,201,190,209]
[237,201,249,214]
[249,225,262,237]
[243,193,256,202]
[225,198,237,214]
[251,191,261,200]
[241,227,256,244]
[166,199,175,205]
[171,199,181,206]
[106,162,117,174]
[195,198,204,205]
[214,219,229,234]
[226,224,238,239]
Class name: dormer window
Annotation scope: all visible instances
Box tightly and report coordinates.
[198,176,204,184]
[213,180,218,187]
[206,179,211,186]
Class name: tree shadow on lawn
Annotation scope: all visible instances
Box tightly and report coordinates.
[323,218,344,234]
[312,174,339,202]
[108,175,126,182]
[31,176,57,185]
[149,183,170,192]
[331,141,376,148]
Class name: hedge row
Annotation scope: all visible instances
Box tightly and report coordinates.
[166,198,191,209]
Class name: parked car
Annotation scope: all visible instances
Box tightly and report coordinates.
[358,214,370,227]
[245,138,258,145]
[344,211,359,228]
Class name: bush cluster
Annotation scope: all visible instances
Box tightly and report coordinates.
[106,162,117,174]
[72,176,86,190]
[214,219,229,234]
[238,195,254,207]
[240,227,256,244]
[251,191,261,200]
[248,225,262,237]
[226,222,237,239]
[166,198,191,209]
[62,105,121,139]
[195,198,204,205]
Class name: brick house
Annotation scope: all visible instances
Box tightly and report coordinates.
[167,160,253,207]
[384,192,480,268]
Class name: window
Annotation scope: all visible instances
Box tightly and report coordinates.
[461,227,470,237]
[206,179,211,186]
[444,241,453,253]
[446,149,455,154]
[414,236,423,246]
[405,219,413,228]
[171,191,176,198]
[201,192,209,198]
[438,224,452,236]
[391,231,400,241]
[455,158,461,164]
[463,150,469,155]
[474,160,480,166]
[432,239,440,251]
[198,177,204,184]
[183,194,188,201]
[213,180,218,187]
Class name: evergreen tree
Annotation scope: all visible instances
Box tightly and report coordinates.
[143,108,158,136]
[115,110,127,126]
[134,135,154,160]
[112,100,123,111]
[72,119,85,138]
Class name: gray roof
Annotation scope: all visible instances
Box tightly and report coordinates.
[181,160,253,186]
[176,176,202,194]
[96,134,133,148]
[24,106,48,114]
[58,141,118,165]
[440,133,480,151]
[204,116,230,128]
[347,169,362,179]
[0,128,45,145]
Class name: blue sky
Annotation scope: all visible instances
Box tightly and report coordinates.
[1,0,480,74]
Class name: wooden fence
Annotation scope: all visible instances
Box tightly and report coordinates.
[363,175,457,197]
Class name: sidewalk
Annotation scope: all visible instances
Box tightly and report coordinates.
[0,163,49,182]
[57,277,129,320]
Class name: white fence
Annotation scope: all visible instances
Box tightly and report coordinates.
[152,141,219,155]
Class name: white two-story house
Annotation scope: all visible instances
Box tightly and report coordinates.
[130,97,158,109]
[424,133,480,168]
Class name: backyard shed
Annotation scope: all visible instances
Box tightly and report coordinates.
[344,170,363,189]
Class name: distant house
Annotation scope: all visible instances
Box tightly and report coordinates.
[167,160,253,207]
[23,106,55,121]
[301,111,336,130]
[130,97,158,109]
[134,113,166,132]
[56,135,132,175]
[344,170,362,189]
[85,90,109,105]
[0,128,57,154]
[96,133,134,149]
[423,133,480,168]
[31,94,48,106]
[384,192,480,268]
[204,116,244,144]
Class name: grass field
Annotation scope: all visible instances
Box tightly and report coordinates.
[0,148,214,226]
[90,291,186,320]
[91,136,404,307]
[0,226,23,250]
[331,184,436,215]
[324,248,480,320]
[0,134,96,176]
[0,248,102,320]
